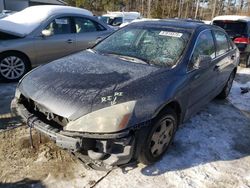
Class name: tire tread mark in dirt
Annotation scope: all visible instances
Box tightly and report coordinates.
[89,170,113,188]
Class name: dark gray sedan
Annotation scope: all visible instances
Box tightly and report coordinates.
[0,5,113,81]
[12,20,239,170]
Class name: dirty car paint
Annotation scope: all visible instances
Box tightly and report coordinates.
[18,50,160,121]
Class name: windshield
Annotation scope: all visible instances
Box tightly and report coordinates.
[99,16,123,26]
[213,20,247,37]
[94,27,190,68]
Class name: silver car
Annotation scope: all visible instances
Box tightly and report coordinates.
[0,10,16,19]
[0,5,113,81]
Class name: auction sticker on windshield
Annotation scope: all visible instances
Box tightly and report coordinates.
[159,31,183,38]
[55,19,68,25]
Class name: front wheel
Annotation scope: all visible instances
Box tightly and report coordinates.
[0,53,30,82]
[139,109,177,165]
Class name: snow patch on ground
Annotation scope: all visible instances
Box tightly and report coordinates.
[237,67,250,75]
[229,68,250,112]
[229,81,250,112]
[97,101,250,188]
[0,83,18,129]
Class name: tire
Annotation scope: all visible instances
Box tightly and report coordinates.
[0,53,30,82]
[139,108,177,165]
[217,71,235,99]
[247,55,250,68]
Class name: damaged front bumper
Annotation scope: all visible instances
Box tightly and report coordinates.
[11,98,135,168]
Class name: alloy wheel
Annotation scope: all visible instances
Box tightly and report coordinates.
[150,118,174,157]
[0,56,25,80]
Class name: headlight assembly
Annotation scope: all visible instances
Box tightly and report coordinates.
[65,101,136,133]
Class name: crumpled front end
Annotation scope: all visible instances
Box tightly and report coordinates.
[11,93,136,169]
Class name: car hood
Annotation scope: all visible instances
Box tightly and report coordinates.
[0,19,28,37]
[19,50,160,120]
[0,30,23,40]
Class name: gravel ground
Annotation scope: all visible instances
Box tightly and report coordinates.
[0,68,249,188]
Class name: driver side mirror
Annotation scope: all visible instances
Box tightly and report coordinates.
[193,55,212,70]
[95,37,103,43]
[41,29,53,37]
[113,22,122,26]
[89,37,103,48]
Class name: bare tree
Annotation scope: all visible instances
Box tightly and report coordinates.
[147,0,152,18]
[162,0,166,17]
[194,0,199,19]
[141,0,144,16]
[65,0,250,20]
[185,0,190,18]
[211,0,218,19]
[200,0,206,18]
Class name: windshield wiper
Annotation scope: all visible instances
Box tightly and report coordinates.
[107,53,149,65]
[118,55,149,65]
[87,49,97,53]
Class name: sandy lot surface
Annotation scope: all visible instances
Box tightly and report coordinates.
[0,67,249,188]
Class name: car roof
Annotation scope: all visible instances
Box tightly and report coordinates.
[212,15,250,22]
[165,18,204,23]
[103,11,141,18]
[0,5,93,37]
[129,19,213,31]
[5,5,93,19]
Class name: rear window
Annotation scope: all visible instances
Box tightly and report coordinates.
[213,20,247,37]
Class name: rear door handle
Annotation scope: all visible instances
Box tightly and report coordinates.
[66,39,73,44]
[214,65,220,71]
[231,55,235,60]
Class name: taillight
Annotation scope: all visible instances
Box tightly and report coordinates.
[234,37,250,44]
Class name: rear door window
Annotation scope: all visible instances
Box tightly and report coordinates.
[228,37,234,49]
[214,30,230,56]
[45,17,72,35]
[74,17,106,33]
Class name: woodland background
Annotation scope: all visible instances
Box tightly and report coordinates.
[65,0,250,20]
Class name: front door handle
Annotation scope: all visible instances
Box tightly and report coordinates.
[194,74,200,80]
[66,39,73,44]
[231,55,235,60]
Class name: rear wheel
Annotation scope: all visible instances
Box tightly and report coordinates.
[139,109,177,165]
[0,53,30,82]
[247,55,250,68]
[217,71,235,99]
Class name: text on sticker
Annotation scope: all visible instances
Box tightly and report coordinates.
[55,19,68,25]
[159,31,183,38]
